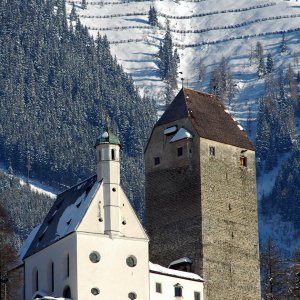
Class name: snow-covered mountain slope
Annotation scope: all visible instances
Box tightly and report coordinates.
[67,0,300,121]
[66,0,300,254]
[0,165,57,199]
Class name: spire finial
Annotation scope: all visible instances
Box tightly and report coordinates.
[105,114,109,132]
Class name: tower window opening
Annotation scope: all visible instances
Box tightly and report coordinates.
[111,149,116,160]
[177,147,183,157]
[240,156,247,167]
[98,150,101,162]
[209,146,215,157]
[154,157,160,166]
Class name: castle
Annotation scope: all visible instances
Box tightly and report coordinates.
[145,88,261,299]
[20,88,260,300]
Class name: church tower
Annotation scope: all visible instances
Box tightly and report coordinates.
[94,129,121,236]
[145,88,261,300]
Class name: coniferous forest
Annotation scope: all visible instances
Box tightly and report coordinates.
[0,0,157,228]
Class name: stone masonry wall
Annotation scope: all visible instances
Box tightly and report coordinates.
[200,138,261,300]
[145,119,203,274]
[145,120,261,300]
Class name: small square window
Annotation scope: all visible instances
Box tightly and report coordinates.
[240,156,247,167]
[209,146,215,156]
[156,282,162,293]
[194,291,201,300]
[154,157,160,165]
[177,147,183,157]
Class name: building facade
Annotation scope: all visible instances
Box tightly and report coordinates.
[22,127,204,300]
[145,88,261,300]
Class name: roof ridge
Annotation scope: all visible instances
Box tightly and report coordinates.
[56,174,97,198]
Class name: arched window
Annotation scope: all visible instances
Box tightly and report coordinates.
[51,262,54,292]
[174,283,183,297]
[63,286,71,298]
[32,269,39,292]
[111,149,116,160]
[67,254,70,278]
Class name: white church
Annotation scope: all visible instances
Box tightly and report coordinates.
[20,128,204,300]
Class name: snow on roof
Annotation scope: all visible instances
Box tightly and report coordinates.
[170,127,193,143]
[149,262,204,282]
[32,290,71,300]
[24,176,99,259]
[34,296,71,300]
[164,125,178,135]
[168,257,192,268]
[18,224,41,261]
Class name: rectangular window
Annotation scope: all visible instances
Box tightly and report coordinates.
[209,146,215,156]
[67,254,70,278]
[175,286,182,297]
[194,291,201,300]
[156,282,162,293]
[177,147,183,157]
[154,157,160,165]
[240,156,247,167]
[51,263,54,292]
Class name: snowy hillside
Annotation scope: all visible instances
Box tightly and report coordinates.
[67,0,300,120]
[65,0,300,254]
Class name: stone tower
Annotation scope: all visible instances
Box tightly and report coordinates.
[145,88,261,300]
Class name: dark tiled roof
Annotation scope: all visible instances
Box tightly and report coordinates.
[24,175,99,259]
[156,88,254,150]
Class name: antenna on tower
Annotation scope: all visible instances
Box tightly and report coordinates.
[179,71,184,88]
[105,113,110,132]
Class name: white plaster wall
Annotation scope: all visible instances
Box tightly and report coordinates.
[78,184,148,240]
[24,233,77,300]
[76,232,149,300]
[150,272,204,300]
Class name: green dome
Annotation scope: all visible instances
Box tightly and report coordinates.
[94,130,121,148]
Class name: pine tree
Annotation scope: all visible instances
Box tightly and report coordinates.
[255,42,266,78]
[280,33,288,53]
[266,53,274,74]
[82,0,87,9]
[209,57,235,105]
[158,20,178,89]
[70,2,77,21]
[261,238,288,300]
[287,248,300,299]
[148,6,158,27]
[0,205,20,300]
[287,64,298,109]
[198,57,206,82]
